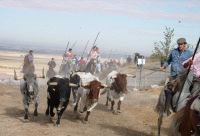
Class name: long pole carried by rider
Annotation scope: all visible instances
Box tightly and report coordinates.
[70,41,77,49]
[87,32,100,61]
[62,41,70,62]
[81,40,89,57]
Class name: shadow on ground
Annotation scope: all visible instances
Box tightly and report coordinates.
[1,107,50,126]
[99,123,153,136]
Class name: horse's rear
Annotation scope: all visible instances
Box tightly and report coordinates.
[169,95,200,136]
[85,59,96,74]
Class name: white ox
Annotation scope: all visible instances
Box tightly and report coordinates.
[73,72,106,122]
[105,70,135,114]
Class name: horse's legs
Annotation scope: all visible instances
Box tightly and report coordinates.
[34,102,38,116]
[157,113,163,136]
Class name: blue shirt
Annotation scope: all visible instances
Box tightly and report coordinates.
[164,48,192,78]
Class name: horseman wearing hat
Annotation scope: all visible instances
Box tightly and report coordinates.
[87,46,99,62]
[22,50,35,75]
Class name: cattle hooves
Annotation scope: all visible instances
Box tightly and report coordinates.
[82,119,88,124]
[55,123,60,127]
[112,110,118,115]
[117,110,121,113]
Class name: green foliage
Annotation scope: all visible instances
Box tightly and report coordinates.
[152,27,174,62]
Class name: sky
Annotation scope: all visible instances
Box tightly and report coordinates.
[0,0,200,56]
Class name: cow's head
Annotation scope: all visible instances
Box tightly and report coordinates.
[82,80,106,101]
[23,74,38,102]
[70,73,81,89]
[111,73,128,94]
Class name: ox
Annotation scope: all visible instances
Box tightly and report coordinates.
[69,72,81,105]
[45,75,79,126]
[14,69,45,119]
[73,72,106,122]
[105,71,135,114]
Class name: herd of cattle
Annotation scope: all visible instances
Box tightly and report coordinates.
[14,69,135,126]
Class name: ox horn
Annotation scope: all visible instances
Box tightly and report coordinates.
[126,74,136,78]
[47,81,58,86]
[69,83,79,87]
[37,68,45,78]
[14,69,23,80]
[102,84,109,88]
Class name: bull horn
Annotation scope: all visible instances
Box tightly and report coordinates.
[102,84,108,88]
[14,69,23,80]
[126,74,136,78]
[69,83,79,87]
[14,69,17,80]
[47,82,58,86]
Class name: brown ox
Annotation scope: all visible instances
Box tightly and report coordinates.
[74,80,106,122]
[105,71,129,114]
[170,95,200,136]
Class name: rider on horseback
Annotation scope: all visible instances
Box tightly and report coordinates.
[183,52,200,97]
[87,46,99,62]
[64,48,75,63]
[85,46,100,74]
[22,50,35,75]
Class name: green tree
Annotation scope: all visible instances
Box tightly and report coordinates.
[152,27,174,66]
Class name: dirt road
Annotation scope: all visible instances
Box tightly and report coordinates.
[0,83,171,136]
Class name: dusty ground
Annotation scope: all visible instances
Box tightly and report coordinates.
[0,83,172,136]
[0,51,172,136]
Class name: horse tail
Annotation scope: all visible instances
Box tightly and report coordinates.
[169,108,184,136]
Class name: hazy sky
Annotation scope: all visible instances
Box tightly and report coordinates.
[0,0,200,56]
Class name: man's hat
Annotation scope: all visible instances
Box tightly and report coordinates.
[177,38,187,44]
[29,50,33,53]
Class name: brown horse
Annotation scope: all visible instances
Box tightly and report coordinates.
[169,95,200,136]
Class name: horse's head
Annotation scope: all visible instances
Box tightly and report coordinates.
[23,74,38,102]
[111,73,128,94]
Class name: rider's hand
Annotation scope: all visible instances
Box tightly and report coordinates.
[160,66,166,71]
